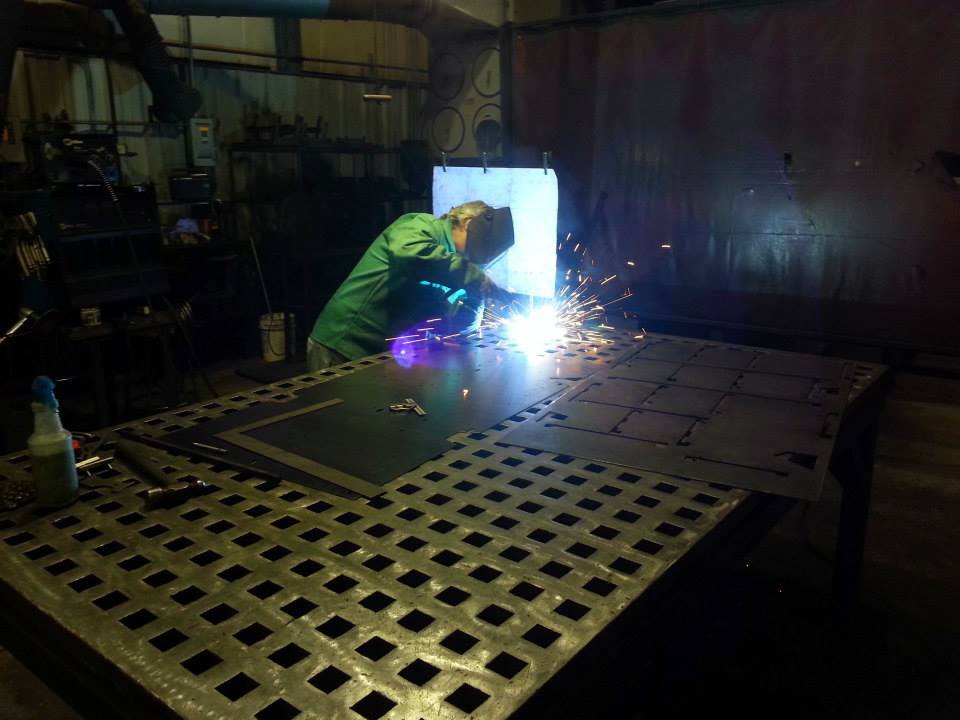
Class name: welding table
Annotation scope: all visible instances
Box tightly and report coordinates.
[0,330,889,720]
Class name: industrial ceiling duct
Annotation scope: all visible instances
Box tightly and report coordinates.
[112,0,203,122]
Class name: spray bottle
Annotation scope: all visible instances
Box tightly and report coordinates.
[28,376,78,509]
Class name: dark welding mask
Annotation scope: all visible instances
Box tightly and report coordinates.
[465,207,515,266]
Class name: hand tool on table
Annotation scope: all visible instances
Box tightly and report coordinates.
[114,437,208,509]
[389,397,427,416]
[116,430,281,481]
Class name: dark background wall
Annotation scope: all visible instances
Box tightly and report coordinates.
[512,0,960,351]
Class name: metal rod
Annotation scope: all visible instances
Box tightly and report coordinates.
[162,40,428,74]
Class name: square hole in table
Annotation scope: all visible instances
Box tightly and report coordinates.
[355,636,396,662]
[309,666,350,694]
[290,559,323,577]
[523,624,561,648]
[93,590,128,610]
[359,591,395,612]
[325,575,359,594]
[469,565,501,583]
[446,684,490,714]
[500,546,530,562]
[255,699,300,720]
[191,550,222,567]
[120,608,157,630]
[555,599,591,621]
[299,528,328,543]
[487,652,528,679]
[116,555,149,572]
[398,659,440,686]
[68,574,102,593]
[149,628,188,652]
[397,609,434,632]
[436,586,470,606]
[268,642,310,668]
[351,691,396,720]
[260,545,292,562]
[317,615,354,639]
[463,532,492,548]
[397,570,430,588]
[363,555,394,572]
[216,672,259,701]
[218,564,252,582]
[143,570,177,588]
[440,629,478,655]
[248,580,283,599]
[234,622,272,646]
[477,604,513,626]
[610,557,642,575]
[201,603,238,624]
[330,540,360,556]
[181,649,222,675]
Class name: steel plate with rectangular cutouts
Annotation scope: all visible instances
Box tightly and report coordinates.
[502,336,856,500]
[0,330,885,720]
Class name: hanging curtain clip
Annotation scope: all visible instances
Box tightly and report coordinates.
[481,152,488,173]
[543,151,552,175]
[441,151,447,172]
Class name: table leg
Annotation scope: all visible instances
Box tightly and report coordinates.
[832,421,878,617]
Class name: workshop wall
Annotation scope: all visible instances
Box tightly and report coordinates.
[5,15,428,220]
[512,0,960,352]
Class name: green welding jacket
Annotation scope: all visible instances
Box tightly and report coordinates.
[309,213,490,360]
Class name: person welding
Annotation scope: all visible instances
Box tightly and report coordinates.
[307,201,515,370]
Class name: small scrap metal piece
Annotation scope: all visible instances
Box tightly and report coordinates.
[389,398,427,416]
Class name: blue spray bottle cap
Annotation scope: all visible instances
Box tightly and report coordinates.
[32,376,59,410]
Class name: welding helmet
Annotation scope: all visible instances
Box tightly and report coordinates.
[466,207,514,266]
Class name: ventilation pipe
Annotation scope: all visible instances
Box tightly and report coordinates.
[112,0,202,122]
[141,0,494,37]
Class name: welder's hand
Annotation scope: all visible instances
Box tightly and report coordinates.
[482,278,524,308]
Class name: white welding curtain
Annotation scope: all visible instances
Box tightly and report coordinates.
[512,0,960,351]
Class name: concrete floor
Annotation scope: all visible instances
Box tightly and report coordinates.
[2,364,959,719]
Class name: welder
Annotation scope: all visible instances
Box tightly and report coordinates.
[307,201,515,370]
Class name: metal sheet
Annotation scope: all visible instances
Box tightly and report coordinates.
[162,342,574,497]
[502,336,856,501]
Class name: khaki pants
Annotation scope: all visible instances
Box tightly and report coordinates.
[306,338,349,371]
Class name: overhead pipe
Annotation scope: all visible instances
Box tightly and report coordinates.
[141,0,493,35]
[111,0,202,122]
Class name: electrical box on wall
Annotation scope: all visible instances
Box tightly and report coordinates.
[0,119,26,164]
[188,118,216,168]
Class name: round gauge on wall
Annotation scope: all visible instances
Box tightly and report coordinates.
[431,106,466,153]
[471,46,501,98]
[429,52,466,101]
[473,103,502,155]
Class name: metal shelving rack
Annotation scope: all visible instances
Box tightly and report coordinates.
[226,141,416,359]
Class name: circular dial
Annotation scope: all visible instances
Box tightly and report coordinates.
[429,52,465,101]
[431,106,466,153]
[471,46,501,98]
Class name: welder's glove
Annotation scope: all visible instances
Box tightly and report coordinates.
[483,279,532,311]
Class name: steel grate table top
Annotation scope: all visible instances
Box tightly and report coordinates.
[0,331,885,720]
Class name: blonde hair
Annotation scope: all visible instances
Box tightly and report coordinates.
[441,201,493,228]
